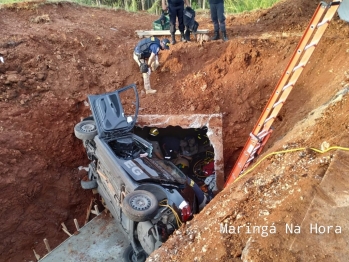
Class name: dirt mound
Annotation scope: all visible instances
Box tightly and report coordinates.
[0,0,348,261]
[148,88,349,262]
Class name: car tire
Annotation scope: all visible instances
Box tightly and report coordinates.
[122,245,146,262]
[74,120,97,140]
[80,176,98,189]
[122,190,158,222]
[82,115,94,121]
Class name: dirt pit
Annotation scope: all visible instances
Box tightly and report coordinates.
[0,0,349,261]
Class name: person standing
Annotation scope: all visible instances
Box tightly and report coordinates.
[162,0,190,45]
[133,37,170,94]
[209,0,228,41]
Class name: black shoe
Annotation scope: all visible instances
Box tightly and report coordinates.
[185,31,191,41]
[181,34,187,43]
[222,31,228,41]
[171,35,176,45]
[211,31,220,41]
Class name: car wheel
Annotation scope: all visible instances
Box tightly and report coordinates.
[122,245,146,262]
[122,190,158,222]
[74,120,97,140]
[80,175,98,189]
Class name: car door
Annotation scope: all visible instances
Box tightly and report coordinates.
[88,83,139,139]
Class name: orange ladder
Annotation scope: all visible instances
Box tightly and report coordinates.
[225,1,344,187]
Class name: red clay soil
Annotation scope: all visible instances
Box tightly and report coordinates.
[0,0,348,261]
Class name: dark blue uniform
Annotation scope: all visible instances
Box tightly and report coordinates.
[134,37,161,59]
[167,0,185,42]
[209,0,228,41]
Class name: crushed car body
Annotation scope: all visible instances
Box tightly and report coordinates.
[74,84,207,262]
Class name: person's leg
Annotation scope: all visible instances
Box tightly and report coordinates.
[177,4,186,42]
[169,5,177,44]
[134,56,155,94]
[217,2,228,41]
[133,53,142,66]
[210,3,220,40]
[184,26,191,41]
[142,73,156,94]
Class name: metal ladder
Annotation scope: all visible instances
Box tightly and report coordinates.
[225,0,344,186]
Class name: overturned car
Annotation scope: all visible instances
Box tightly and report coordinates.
[74,84,207,262]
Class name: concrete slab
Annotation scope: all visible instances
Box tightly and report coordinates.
[39,214,130,262]
[289,149,349,260]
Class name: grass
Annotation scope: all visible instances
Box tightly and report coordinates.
[0,0,283,13]
[224,0,282,13]
[0,0,23,3]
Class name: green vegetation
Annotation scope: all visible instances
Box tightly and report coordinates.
[224,0,281,13]
[0,0,22,4]
[0,0,282,14]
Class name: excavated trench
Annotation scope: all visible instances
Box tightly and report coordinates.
[35,113,225,261]
[2,1,349,261]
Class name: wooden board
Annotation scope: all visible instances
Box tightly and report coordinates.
[135,29,210,38]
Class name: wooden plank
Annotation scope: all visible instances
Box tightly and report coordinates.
[135,29,210,38]
[43,238,51,253]
[61,222,68,231]
[84,198,94,225]
[74,218,80,231]
[33,249,41,261]
[62,228,73,237]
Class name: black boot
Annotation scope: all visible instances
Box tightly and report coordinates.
[211,31,220,41]
[171,34,176,45]
[180,32,187,43]
[185,30,191,41]
[222,31,228,41]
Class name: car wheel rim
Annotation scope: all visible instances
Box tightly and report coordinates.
[131,253,138,262]
[130,195,151,211]
[130,250,145,262]
[81,123,96,133]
